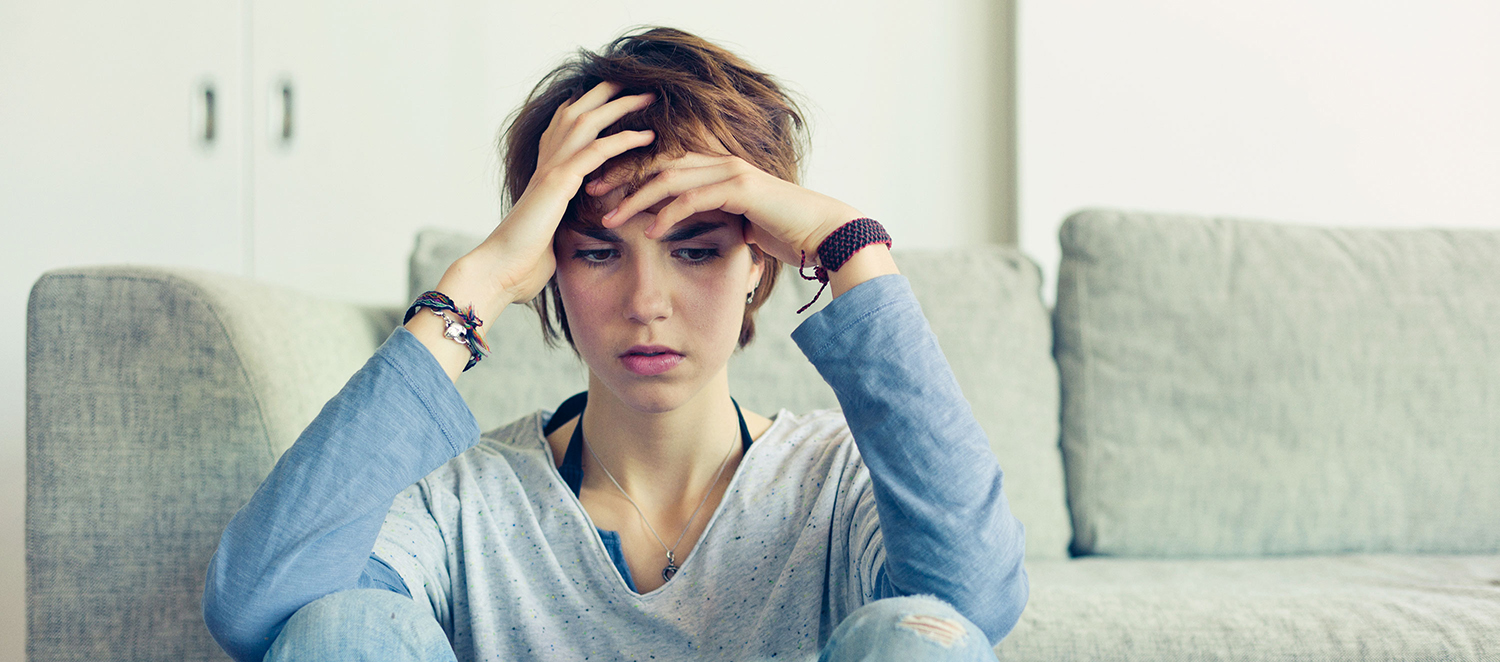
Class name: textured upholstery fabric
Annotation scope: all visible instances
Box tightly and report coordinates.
[26,267,401,662]
[1055,209,1500,557]
[408,229,1071,560]
[32,214,1499,661]
[994,554,1500,661]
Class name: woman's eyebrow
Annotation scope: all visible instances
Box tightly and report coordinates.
[662,220,730,242]
[575,226,623,243]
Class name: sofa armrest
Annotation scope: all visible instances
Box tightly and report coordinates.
[26,266,402,661]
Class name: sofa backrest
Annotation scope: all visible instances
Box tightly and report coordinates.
[1055,209,1500,557]
[409,230,1073,560]
[27,267,399,661]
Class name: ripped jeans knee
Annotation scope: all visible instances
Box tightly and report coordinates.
[819,595,997,662]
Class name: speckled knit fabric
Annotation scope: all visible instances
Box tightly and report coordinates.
[374,407,873,660]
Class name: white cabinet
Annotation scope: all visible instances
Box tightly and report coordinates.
[1,4,498,658]
[0,1,247,273]
[248,0,498,304]
[1,1,499,302]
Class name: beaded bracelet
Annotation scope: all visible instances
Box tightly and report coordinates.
[796,218,893,313]
[403,290,491,371]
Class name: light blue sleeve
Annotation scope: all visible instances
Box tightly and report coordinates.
[791,274,1030,644]
[202,327,479,662]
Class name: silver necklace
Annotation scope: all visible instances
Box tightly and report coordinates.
[582,423,737,582]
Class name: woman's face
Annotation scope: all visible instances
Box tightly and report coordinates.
[554,196,764,414]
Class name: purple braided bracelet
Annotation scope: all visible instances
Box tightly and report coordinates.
[797,218,892,313]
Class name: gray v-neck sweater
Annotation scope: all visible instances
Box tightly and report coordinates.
[204,275,1028,662]
[375,407,872,659]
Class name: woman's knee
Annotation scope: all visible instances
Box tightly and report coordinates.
[821,595,996,662]
[265,589,454,662]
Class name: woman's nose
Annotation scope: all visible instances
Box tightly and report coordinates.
[624,255,672,324]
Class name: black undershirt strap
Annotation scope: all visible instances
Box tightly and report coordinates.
[546,392,590,496]
[547,391,752,498]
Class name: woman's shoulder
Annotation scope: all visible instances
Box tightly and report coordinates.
[738,408,870,505]
[415,409,558,485]
[476,410,553,451]
[749,407,860,465]
[397,410,575,529]
[769,407,848,438]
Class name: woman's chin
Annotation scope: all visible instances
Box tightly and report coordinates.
[608,387,688,415]
[590,370,708,416]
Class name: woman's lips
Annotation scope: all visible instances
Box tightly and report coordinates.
[620,347,684,376]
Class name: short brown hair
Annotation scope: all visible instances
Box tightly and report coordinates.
[499,26,808,350]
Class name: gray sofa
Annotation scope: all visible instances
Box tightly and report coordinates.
[26,209,1500,661]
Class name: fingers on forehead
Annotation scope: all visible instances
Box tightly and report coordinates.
[603,151,686,180]
[599,162,654,198]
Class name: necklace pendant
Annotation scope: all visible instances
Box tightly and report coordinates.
[662,551,678,581]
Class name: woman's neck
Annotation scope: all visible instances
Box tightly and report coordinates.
[576,372,743,505]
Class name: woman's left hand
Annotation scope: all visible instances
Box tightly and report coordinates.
[587,152,862,267]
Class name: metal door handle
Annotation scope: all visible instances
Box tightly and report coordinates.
[196,81,217,145]
[278,79,294,142]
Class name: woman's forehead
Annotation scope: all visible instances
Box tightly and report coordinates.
[564,213,742,244]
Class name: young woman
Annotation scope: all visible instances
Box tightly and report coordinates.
[204,27,1027,662]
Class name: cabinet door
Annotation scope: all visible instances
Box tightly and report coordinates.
[0,2,245,272]
[250,0,500,306]
[0,4,243,660]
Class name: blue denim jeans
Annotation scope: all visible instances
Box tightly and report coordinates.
[264,590,999,661]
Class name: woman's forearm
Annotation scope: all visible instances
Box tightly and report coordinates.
[826,244,900,299]
[792,274,1029,643]
[202,328,480,662]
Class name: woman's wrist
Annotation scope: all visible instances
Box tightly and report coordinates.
[799,206,867,264]
[791,216,899,313]
[828,244,899,299]
[404,310,474,384]
[438,256,514,321]
[403,257,512,383]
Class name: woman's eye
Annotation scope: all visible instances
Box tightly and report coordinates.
[574,249,617,264]
[674,247,720,264]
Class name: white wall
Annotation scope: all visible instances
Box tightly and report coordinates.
[1019,0,1500,303]
[457,0,1015,259]
[0,2,1009,660]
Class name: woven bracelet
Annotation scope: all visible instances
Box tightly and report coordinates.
[404,290,491,371]
[796,218,892,313]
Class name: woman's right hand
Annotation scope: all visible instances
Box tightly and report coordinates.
[448,81,656,314]
[408,82,652,382]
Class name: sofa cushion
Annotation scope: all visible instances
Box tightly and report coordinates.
[995,554,1500,660]
[409,229,1072,560]
[1055,209,1500,556]
[27,267,398,662]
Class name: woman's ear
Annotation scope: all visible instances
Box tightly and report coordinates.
[742,218,766,294]
[745,246,767,297]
